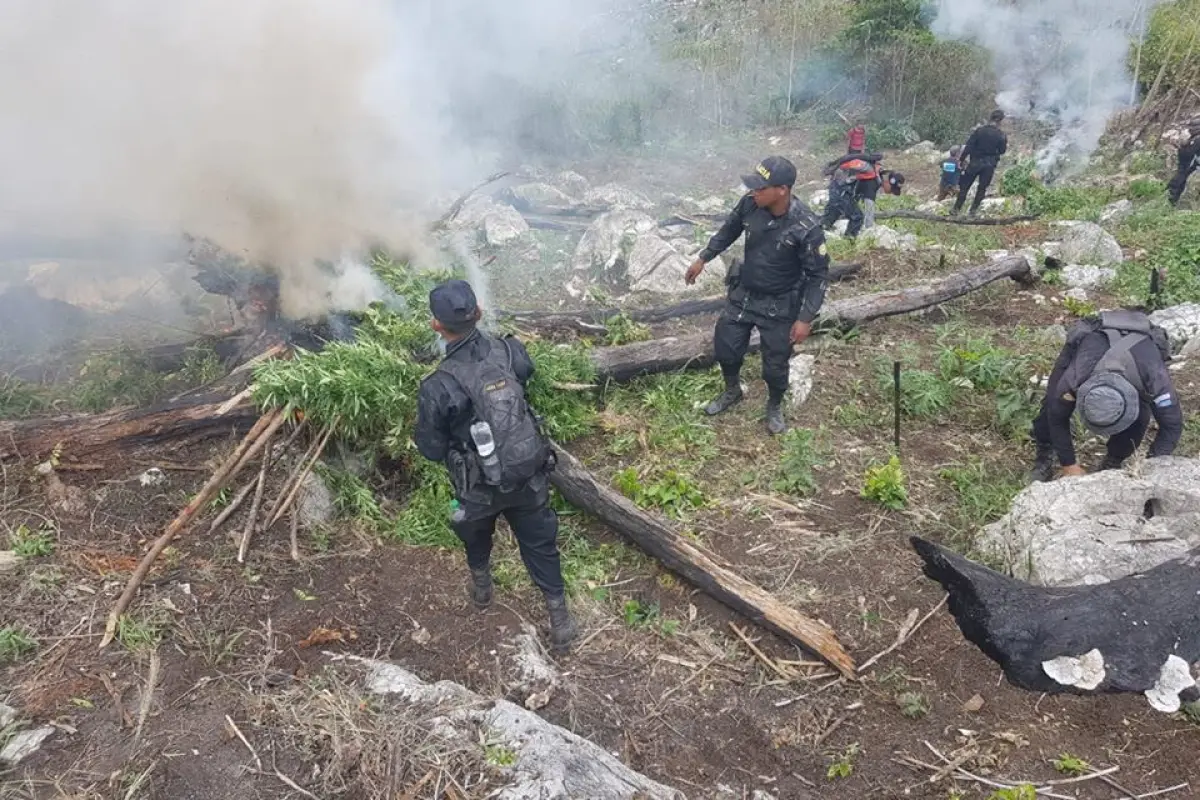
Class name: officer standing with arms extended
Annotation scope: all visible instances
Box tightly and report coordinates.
[952,109,1007,216]
[1029,309,1183,482]
[414,280,577,650]
[685,156,830,435]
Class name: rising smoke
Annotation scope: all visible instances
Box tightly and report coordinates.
[931,0,1158,176]
[0,0,643,319]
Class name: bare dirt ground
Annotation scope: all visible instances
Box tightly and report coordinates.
[4,132,1200,799]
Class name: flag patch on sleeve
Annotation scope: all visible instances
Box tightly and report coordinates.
[1154,393,1174,407]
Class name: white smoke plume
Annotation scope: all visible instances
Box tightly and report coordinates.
[0,0,641,319]
[931,0,1157,176]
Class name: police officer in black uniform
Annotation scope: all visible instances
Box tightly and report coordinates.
[414,280,577,650]
[1168,122,1200,207]
[684,156,830,435]
[953,109,1008,216]
[1029,309,1183,482]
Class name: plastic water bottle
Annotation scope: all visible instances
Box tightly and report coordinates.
[470,421,503,485]
[450,499,466,524]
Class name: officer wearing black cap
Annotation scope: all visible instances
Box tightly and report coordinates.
[953,109,1008,216]
[684,156,830,435]
[414,279,577,650]
[1029,309,1183,482]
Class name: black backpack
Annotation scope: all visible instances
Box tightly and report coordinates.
[1073,310,1171,393]
[438,335,550,489]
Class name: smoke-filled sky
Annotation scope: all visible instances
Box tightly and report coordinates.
[0,0,640,316]
[932,0,1158,174]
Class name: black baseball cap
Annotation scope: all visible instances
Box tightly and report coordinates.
[741,156,797,190]
[429,279,479,327]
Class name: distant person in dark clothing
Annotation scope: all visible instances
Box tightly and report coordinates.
[937,145,963,201]
[684,156,830,436]
[953,109,1008,216]
[1029,310,1182,482]
[1168,123,1200,207]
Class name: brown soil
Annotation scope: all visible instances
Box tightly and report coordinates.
[3,140,1199,800]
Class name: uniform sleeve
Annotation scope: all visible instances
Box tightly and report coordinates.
[414,377,451,463]
[698,196,748,262]
[1043,343,1081,466]
[506,336,536,386]
[1142,360,1184,457]
[961,128,980,161]
[794,226,830,324]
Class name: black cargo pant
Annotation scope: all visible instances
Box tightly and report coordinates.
[821,187,863,237]
[954,163,996,213]
[451,473,564,595]
[713,290,795,402]
[1168,158,1196,205]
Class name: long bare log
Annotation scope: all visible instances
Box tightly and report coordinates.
[497,263,862,334]
[589,255,1033,382]
[549,444,855,677]
[875,209,1039,226]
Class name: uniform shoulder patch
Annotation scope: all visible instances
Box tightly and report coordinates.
[1154,392,1174,407]
[817,242,828,256]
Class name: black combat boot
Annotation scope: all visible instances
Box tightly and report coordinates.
[1094,455,1124,472]
[765,401,787,435]
[704,385,744,416]
[544,592,578,651]
[468,567,493,609]
[1028,448,1055,483]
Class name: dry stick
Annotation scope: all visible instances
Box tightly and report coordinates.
[857,596,948,673]
[261,421,330,531]
[206,481,255,536]
[266,419,338,530]
[922,742,1074,800]
[99,408,287,649]
[225,714,263,772]
[134,650,161,743]
[238,416,307,562]
[729,623,795,681]
[289,509,300,562]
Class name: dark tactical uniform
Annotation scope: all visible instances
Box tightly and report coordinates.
[1168,130,1200,206]
[1032,313,1182,474]
[954,120,1007,215]
[699,195,830,401]
[414,328,564,595]
[820,154,878,238]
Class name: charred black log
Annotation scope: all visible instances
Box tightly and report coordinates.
[911,536,1200,709]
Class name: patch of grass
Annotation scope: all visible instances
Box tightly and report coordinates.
[772,428,825,497]
[615,468,706,519]
[558,521,630,598]
[603,312,652,345]
[826,743,859,780]
[71,349,168,412]
[896,691,930,719]
[988,787,1037,800]
[1129,177,1166,199]
[391,460,459,549]
[862,455,907,510]
[116,609,168,653]
[176,344,224,387]
[1127,150,1165,175]
[523,340,598,443]
[0,376,53,419]
[317,466,383,527]
[1051,753,1090,776]
[607,370,723,456]
[484,743,517,768]
[0,625,37,663]
[1114,205,1200,306]
[939,459,1025,533]
[9,522,56,558]
[1061,295,1097,317]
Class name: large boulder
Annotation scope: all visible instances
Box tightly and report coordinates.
[1099,199,1134,227]
[626,234,695,294]
[978,458,1200,586]
[1150,303,1200,350]
[571,211,658,275]
[583,183,655,211]
[502,183,578,211]
[861,224,917,251]
[361,657,684,800]
[552,170,590,200]
[1061,264,1117,291]
[1057,222,1123,267]
[483,205,531,246]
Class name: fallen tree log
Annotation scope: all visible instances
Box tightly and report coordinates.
[875,209,1039,226]
[497,263,862,333]
[910,536,1200,712]
[550,444,856,677]
[589,255,1034,382]
[0,387,257,463]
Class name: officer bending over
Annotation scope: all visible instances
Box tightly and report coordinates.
[414,280,577,649]
[685,156,830,435]
[1030,309,1183,482]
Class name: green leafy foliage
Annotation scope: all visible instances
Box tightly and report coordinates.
[1136,0,1200,93]
[1062,295,1098,318]
[0,626,37,663]
[939,459,1026,531]
[317,466,383,527]
[607,370,723,456]
[773,428,825,497]
[1114,207,1200,307]
[0,376,53,419]
[615,468,706,519]
[72,349,168,413]
[10,522,56,558]
[988,786,1037,800]
[1129,177,1166,199]
[1052,753,1090,776]
[523,340,597,442]
[1000,159,1109,219]
[391,459,459,549]
[603,312,652,346]
[896,691,930,719]
[826,743,859,780]
[862,455,907,510]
